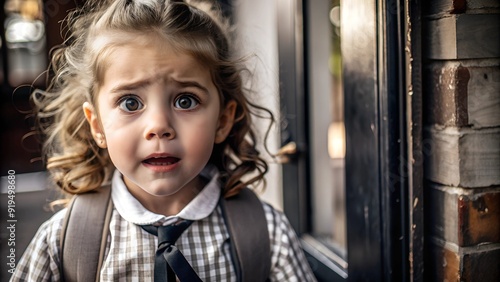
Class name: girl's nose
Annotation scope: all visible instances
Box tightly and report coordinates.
[144,111,176,140]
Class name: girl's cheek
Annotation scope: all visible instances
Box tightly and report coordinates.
[101,108,126,125]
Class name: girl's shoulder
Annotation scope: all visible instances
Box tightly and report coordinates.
[31,208,67,248]
[261,201,285,222]
[22,207,68,257]
[260,200,318,281]
[260,201,297,236]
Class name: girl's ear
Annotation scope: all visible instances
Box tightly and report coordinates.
[215,100,237,144]
[83,102,107,148]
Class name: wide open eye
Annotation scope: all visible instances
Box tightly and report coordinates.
[119,96,143,112]
[174,95,199,110]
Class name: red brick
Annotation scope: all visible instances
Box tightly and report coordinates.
[426,239,460,281]
[425,63,500,128]
[427,239,500,282]
[424,62,469,127]
[427,185,500,246]
[462,247,500,282]
[460,192,500,245]
[424,0,466,15]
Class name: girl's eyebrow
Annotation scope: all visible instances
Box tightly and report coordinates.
[176,80,210,95]
[109,79,152,93]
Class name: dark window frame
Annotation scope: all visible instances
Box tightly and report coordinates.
[277,0,424,281]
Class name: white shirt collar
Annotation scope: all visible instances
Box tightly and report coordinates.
[111,166,221,226]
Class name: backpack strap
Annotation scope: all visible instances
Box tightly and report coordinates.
[220,187,271,282]
[60,185,113,282]
[59,185,271,282]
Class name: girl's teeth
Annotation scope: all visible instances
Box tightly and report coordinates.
[144,156,179,165]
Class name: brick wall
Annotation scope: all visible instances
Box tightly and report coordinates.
[423,0,500,281]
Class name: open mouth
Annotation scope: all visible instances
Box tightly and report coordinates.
[142,156,180,166]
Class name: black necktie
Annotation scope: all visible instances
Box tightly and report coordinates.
[141,220,202,282]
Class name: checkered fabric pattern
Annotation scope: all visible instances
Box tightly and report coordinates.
[10,202,317,281]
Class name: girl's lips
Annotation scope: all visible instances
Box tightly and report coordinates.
[142,156,180,172]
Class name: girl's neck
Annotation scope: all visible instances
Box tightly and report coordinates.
[125,176,206,216]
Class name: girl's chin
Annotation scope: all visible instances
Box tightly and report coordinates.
[142,186,183,197]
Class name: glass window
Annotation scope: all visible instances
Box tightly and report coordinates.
[308,0,346,257]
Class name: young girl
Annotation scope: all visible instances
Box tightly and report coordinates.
[10,0,316,281]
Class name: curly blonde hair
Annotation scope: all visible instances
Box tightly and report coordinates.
[34,0,272,197]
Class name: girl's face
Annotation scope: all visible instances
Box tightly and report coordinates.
[84,37,236,199]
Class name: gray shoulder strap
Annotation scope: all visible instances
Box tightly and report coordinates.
[60,185,113,282]
[221,187,271,282]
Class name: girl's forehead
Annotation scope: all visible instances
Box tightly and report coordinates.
[105,43,206,77]
[92,30,180,57]
[92,31,213,83]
